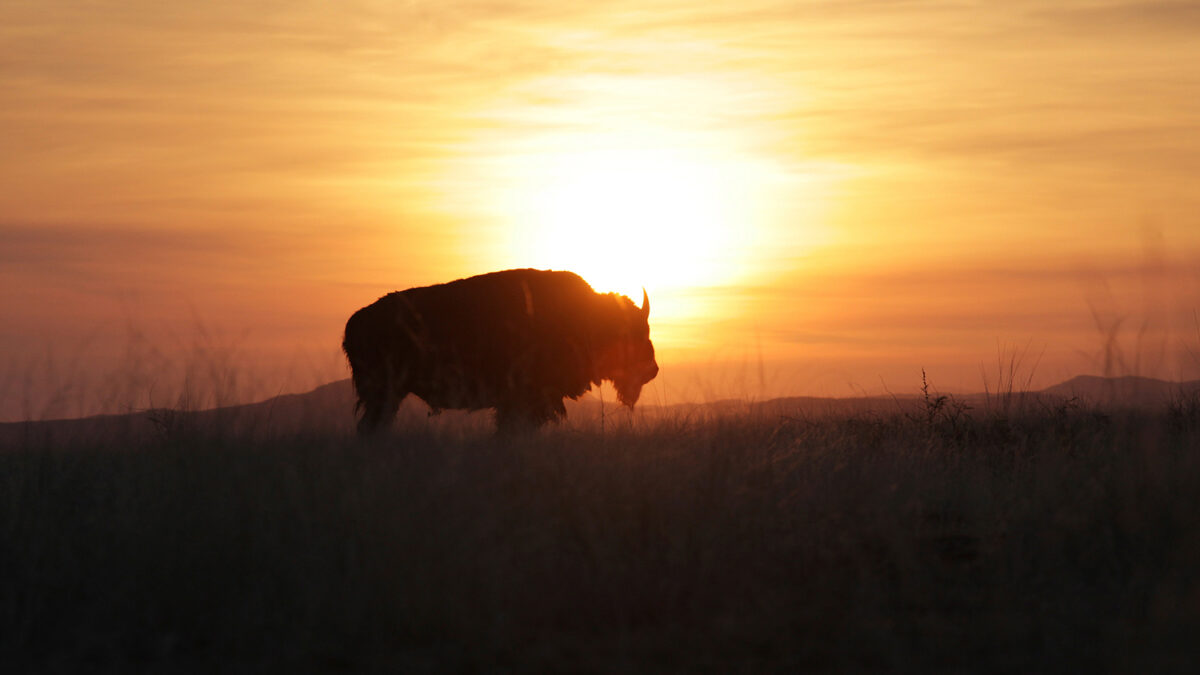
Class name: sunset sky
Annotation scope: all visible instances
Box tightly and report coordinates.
[3,1,1200,420]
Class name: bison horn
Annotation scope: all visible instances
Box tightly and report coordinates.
[641,288,650,319]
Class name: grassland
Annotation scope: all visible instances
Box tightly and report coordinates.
[2,393,1199,673]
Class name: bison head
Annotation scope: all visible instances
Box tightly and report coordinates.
[598,289,659,406]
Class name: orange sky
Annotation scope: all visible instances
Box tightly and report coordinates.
[3,1,1200,420]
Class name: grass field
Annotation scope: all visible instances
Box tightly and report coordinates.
[2,394,1199,672]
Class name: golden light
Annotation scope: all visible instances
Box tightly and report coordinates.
[505,145,754,302]
[426,71,842,345]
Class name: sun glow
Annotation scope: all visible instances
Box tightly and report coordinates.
[429,72,835,326]
[507,146,754,302]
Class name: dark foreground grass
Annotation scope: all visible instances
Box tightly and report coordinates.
[2,405,1199,673]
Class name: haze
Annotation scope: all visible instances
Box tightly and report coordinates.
[3,1,1200,421]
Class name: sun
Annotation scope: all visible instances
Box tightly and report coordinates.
[508,146,749,301]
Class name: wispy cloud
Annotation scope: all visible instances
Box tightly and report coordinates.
[2,1,1199,409]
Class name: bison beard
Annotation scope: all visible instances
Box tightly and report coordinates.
[343,269,658,435]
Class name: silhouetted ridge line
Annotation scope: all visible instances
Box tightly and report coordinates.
[6,374,1200,446]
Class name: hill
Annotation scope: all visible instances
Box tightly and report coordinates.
[4,373,1199,448]
[1041,374,1200,406]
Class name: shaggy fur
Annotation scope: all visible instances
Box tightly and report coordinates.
[343,269,658,435]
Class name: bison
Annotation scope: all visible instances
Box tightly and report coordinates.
[342,268,659,435]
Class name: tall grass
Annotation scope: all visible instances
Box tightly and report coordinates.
[981,339,1045,416]
[0,318,346,425]
[2,399,1198,672]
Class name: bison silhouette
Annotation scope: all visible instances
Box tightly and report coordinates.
[343,268,658,434]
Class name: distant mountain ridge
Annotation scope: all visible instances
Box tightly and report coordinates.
[1040,375,1200,404]
[4,374,1199,448]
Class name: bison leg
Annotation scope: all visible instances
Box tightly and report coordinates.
[353,369,404,436]
[357,389,401,435]
[494,405,536,435]
[494,396,566,435]
[494,405,530,435]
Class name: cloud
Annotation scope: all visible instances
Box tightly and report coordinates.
[1036,1,1200,34]
[3,0,1200,407]
[0,224,292,283]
